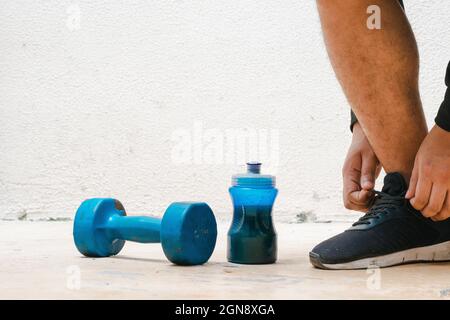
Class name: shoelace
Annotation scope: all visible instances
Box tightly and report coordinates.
[352,190,406,226]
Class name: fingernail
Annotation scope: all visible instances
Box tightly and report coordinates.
[406,190,414,199]
[362,180,373,189]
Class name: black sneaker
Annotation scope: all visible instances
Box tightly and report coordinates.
[310,172,450,269]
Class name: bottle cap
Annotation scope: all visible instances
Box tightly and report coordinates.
[232,162,276,187]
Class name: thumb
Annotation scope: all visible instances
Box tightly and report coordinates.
[351,189,374,204]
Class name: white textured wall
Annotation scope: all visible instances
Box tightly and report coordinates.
[1,1,449,221]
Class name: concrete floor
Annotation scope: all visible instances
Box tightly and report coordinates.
[1,220,449,299]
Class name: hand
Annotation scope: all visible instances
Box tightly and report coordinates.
[406,125,450,221]
[342,123,382,212]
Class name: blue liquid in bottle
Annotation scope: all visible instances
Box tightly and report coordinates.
[228,162,278,264]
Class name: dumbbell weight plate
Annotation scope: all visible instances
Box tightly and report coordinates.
[161,202,217,265]
[73,198,126,257]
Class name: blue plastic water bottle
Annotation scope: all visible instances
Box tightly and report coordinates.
[227,162,278,264]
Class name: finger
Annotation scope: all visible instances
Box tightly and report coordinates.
[431,193,450,221]
[431,211,450,221]
[410,176,432,211]
[406,162,419,199]
[422,186,447,218]
[343,164,362,195]
[343,167,363,210]
[342,152,365,210]
[347,190,374,212]
[360,153,378,190]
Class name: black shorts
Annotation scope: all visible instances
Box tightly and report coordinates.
[436,63,450,131]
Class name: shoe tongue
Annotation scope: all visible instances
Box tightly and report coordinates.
[381,172,407,196]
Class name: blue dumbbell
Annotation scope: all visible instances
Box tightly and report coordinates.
[73,198,217,265]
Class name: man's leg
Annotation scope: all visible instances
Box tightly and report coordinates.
[316,0,427,182]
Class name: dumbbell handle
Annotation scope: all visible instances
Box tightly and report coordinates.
[101,215,162,243]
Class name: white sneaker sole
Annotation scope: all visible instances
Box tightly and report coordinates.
[310,240,450,270]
